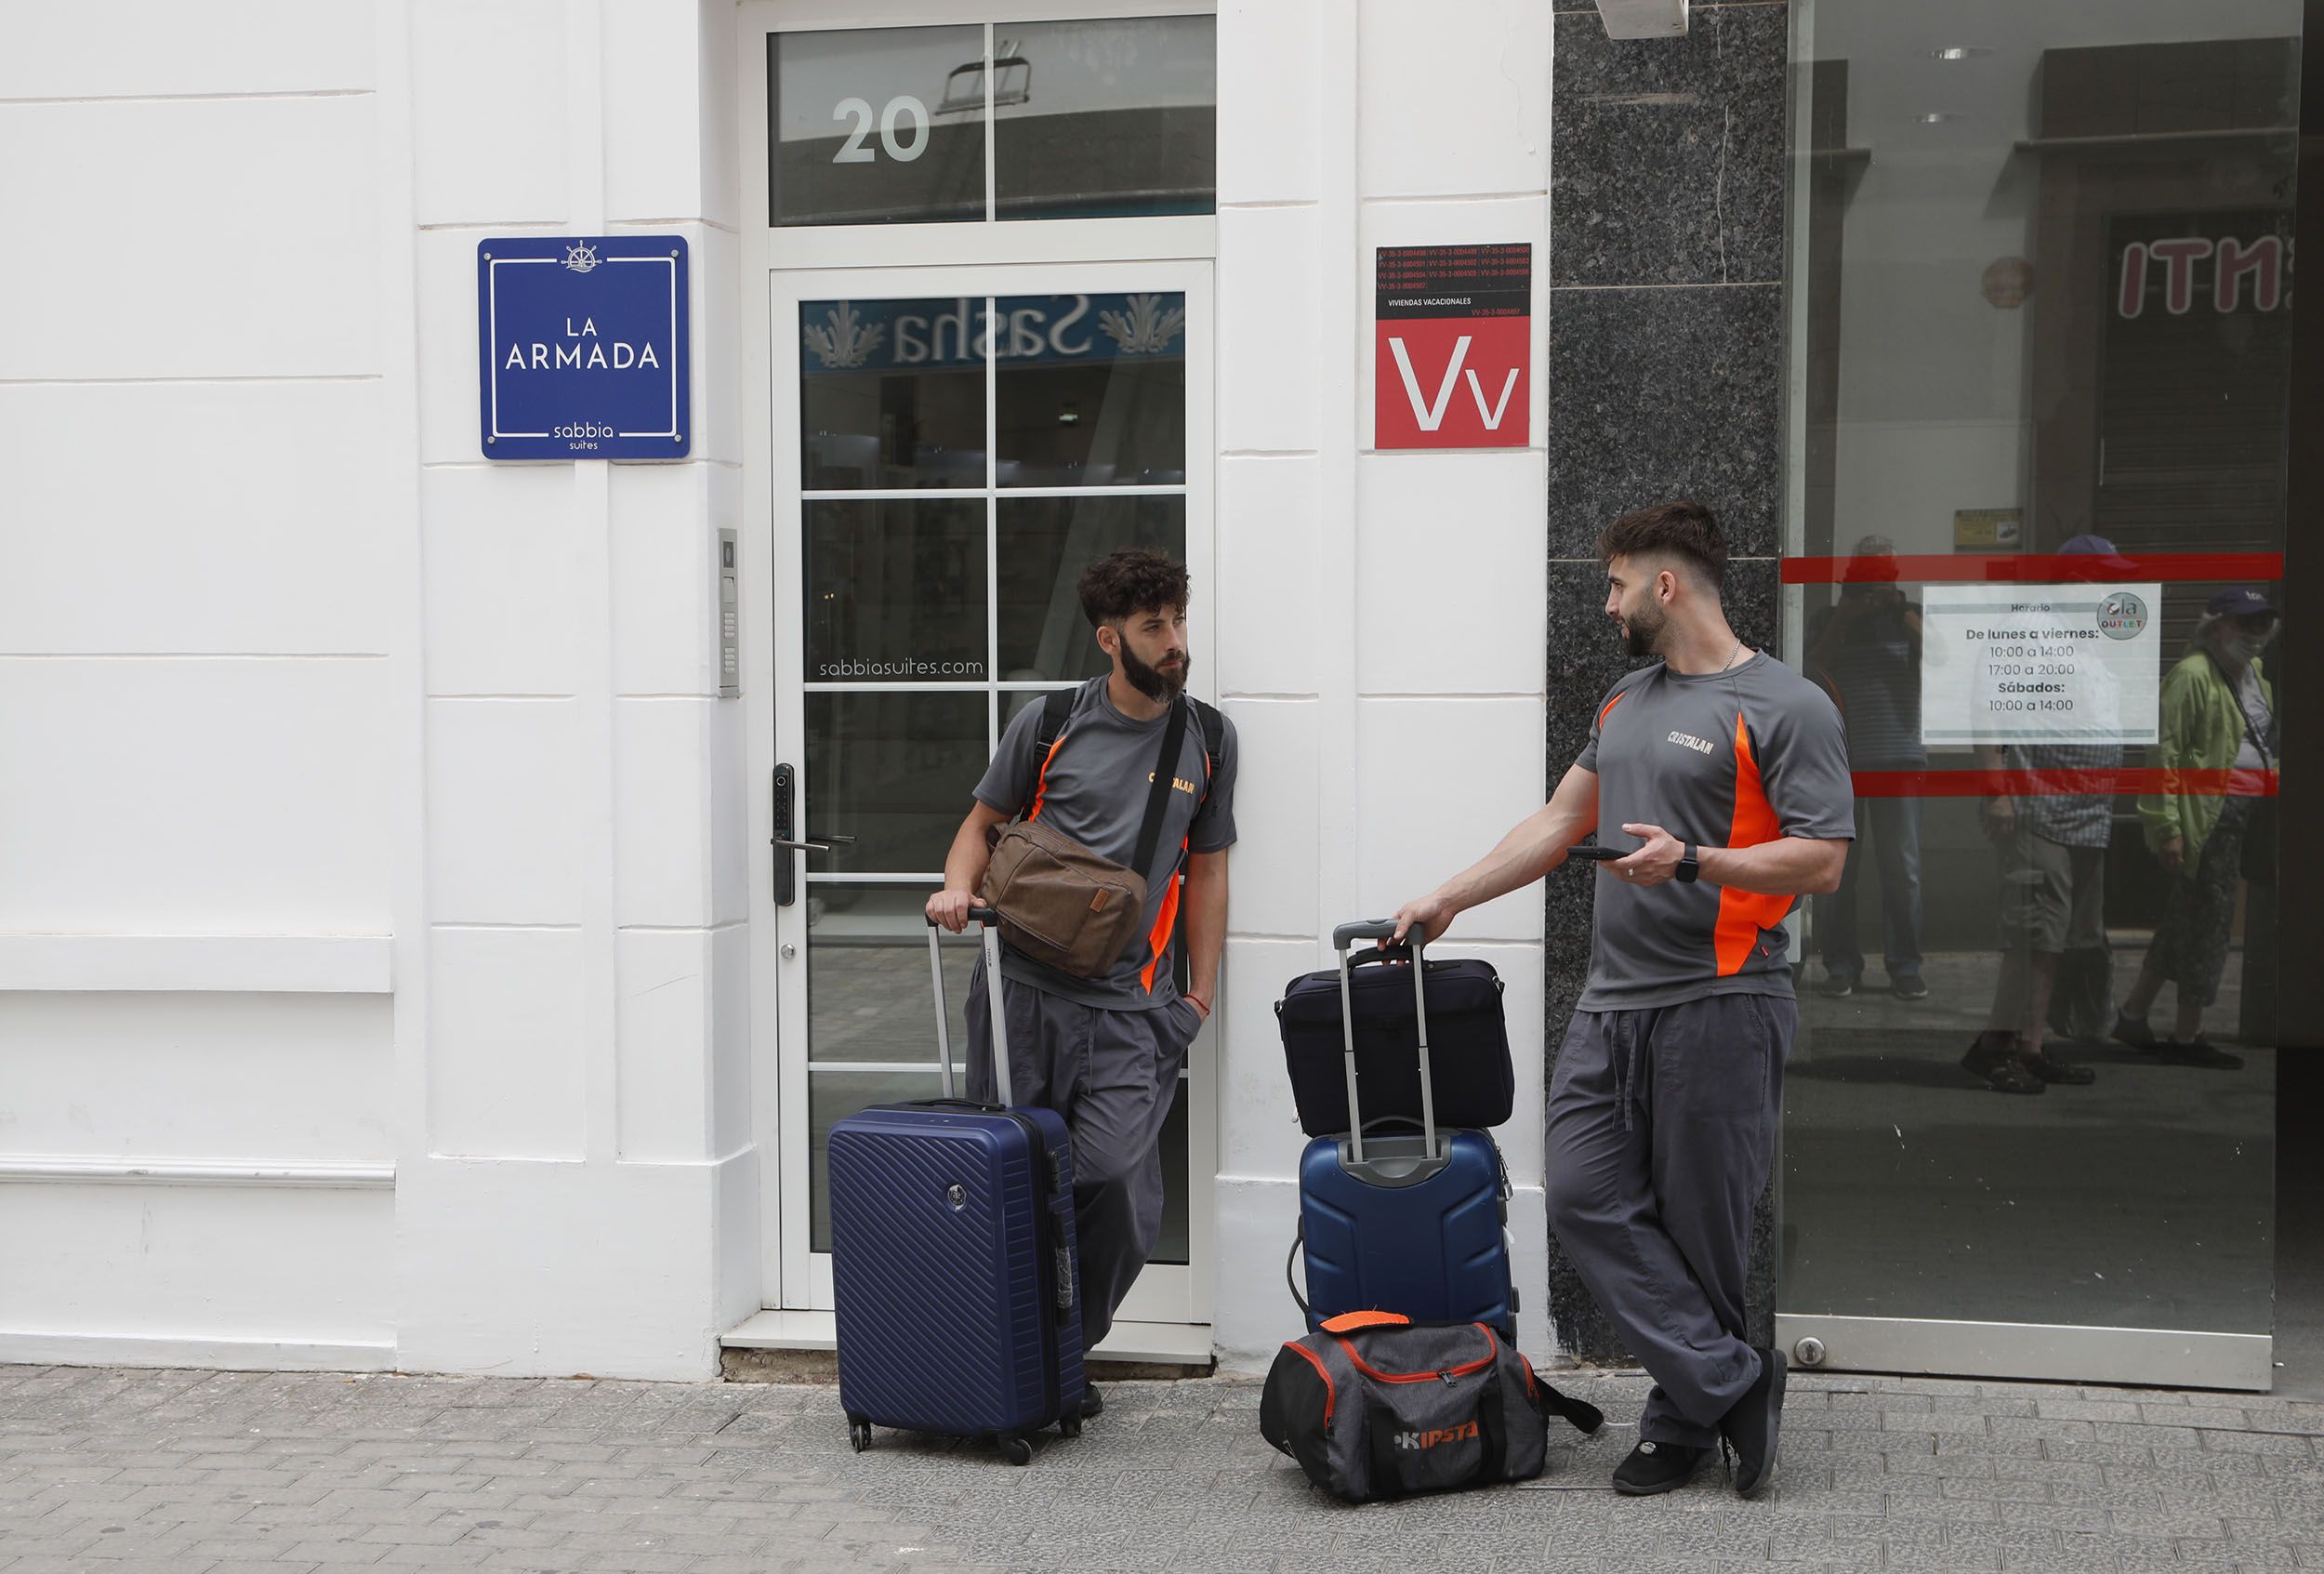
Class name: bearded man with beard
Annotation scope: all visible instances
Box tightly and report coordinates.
[2113,588,2278,1068]
[1391,501,1853,1499]
[928,551,1237,1400]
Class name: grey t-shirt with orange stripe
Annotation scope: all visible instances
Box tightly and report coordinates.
[974,678,1239,1011]
[1575,653,1854,1012]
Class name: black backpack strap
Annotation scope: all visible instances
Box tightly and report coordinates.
[1189,697,1224,804]
[1036,689,1075,754]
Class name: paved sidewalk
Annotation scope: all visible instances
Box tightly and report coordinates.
[3,1363,2320,1574]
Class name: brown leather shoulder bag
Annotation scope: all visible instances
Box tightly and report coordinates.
[980,697,1190,978]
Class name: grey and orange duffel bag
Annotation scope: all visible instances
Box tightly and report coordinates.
[1260,1311,1603,1503]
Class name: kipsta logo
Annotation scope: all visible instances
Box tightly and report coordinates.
[561,240,601,274]
[2097,590,2149,642]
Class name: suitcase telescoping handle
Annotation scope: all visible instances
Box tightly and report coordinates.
[928,908,1011,1105]
[1331,919,1435,1164]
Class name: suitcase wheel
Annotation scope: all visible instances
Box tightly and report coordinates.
[847,1417,873,1454]
[998,1434,1034,1467]
[1058,1414,1083,1439]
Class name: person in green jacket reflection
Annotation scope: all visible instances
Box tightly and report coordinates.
[2114,588,2278,1068]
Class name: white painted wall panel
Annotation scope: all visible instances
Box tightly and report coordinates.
[1217,206,1322,454]
[615,698,713,928]
[1214,701,1318,940]
[1355,697,1547,942]
[395,1157,718,1378]
[0,1184,393,1348]
[1217,937,1317,1181]
[1215,456,1321,696]
[1355,0,1551,200]
[711,701,748,927]
[680,223,744,466]
[0,98,378,379]
[409,0,570,226]
[1217,0,1321,205]
[1354,450,1548,694]
[0,1,374,99]
[709,922,751,1157]
[425,699,588,925]
[602,0,718,225]
[0,992,390,1163]
[0,659,390,932]
[427,926,587,1160]
[616,927,710,1162]
[414,229,487,465]
[609,462,717,696]
[0,381,393,655]
[423,464,586,696]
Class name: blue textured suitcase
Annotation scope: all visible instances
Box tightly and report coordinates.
[1292,920,1517,1337]
[829,911,1087,1466]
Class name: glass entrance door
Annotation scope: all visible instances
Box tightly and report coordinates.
[1776,0,2297,1389]
[765,262,1215,1327]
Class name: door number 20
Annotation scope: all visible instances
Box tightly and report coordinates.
[833,96,931,164]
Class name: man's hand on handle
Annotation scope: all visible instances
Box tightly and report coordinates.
[1390,893,1457,948]
[926,888,977,933]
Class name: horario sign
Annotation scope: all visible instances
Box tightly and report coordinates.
[1374,243,1531,449]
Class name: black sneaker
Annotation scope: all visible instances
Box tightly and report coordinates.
[1817,973,1857,999]
[1078,1385,1103,1419]
[1892,975,1929,1001]
[1717,1346,1787,1498]
[2111,1012,2158,1050]
[1612,1438,1707,1496]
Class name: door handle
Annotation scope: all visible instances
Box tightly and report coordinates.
[772,769,855,905]
[772,764,801,906]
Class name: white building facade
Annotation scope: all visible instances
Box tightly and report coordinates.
[0,0,1560,1380]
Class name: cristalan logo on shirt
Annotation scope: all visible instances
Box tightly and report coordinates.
[1147,772,1199,795]
[1667,730,1715,756]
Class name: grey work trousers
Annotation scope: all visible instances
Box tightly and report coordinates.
[964,956,1198,1351]
[1544,993,1792,1449]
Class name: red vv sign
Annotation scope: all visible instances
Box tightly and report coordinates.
[1374,243,1530,450]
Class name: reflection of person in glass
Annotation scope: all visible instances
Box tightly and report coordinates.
[927,551,1238,1411]
[2113,588,2278,1068]
[1806,536,1928,1000]
[1962,535,2125,1094]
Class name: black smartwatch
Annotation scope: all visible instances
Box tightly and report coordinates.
[1676,842,1700,883]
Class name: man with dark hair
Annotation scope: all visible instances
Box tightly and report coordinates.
[928,549,1238,1402]
[1393,500,1853,1498]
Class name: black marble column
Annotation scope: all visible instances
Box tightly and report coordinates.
[1545,1,1792,1360]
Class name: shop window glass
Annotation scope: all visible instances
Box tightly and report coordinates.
[804,498,987,683]
[993,16,1218,218]
[799,297,987,489]
[997,495,1186,681]
[995,292,1187,486]
[1780,0,2297,1356]
[769,27,986,226]
[767,19,1215,226]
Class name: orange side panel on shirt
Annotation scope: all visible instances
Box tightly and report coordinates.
[1714,709,1791,976]
[1598,690,1627,730]
[1026,734,1068,821]
[1137,735,1214,995]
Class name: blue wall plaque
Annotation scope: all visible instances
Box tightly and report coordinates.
[478,235,690,459]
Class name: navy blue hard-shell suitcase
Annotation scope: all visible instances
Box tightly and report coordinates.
[829,909,1087,1465]
[1290,920,1517,1337]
